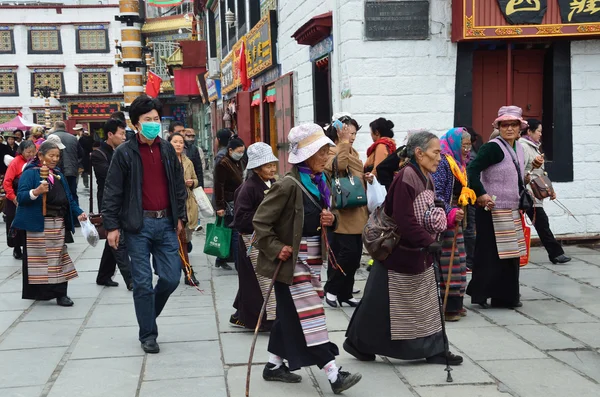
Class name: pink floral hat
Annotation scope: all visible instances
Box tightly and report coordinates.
[288,123,335,164]
[493,106,528,130]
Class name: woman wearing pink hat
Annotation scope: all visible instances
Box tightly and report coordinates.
[253,123,362,394]
[466,106,529,309]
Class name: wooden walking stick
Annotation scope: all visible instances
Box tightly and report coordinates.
[442,223,460,315]
[40,161,49,216]
[245,259,283,397]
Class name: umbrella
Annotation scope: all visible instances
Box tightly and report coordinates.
[0,116,43,132]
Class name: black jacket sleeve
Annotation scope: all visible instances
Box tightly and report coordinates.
[90,150,109,182]
[171,147,188,223]
[101,147,126,231]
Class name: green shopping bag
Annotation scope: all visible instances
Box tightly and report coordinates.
[203,217,232,258]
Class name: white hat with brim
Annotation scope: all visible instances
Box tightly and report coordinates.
[46,134,66,149]
[287,123,335,165]
[246,142,279,170]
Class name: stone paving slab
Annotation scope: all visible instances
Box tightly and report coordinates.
[70,326,143,360]
[46,356,143,397]
[0,309,21,335]
[480,358,600,397]
[22,297,96,322]
[86,303,138,328]
[0,319,83,350]
[415,385,510,397]
[0,347,66,388]
[475,308,538,326]
[226,365,319,397]
[0,292,34,311]
[0,386,45,397]
[220,332,270,365]
[516,300,598,324]
[143,340,224,380]
[139,376,228,397]
[554,322,600,348]
[549,350,600,383]
[506,324,584,350]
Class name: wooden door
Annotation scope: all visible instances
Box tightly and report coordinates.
[512,51,544,122]
[472,51,507,142]
[275,73,294,174]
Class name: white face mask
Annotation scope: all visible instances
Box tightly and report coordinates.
[231,152,243,162]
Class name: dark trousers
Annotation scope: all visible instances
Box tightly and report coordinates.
[324,233,362,301]
[65,175,79,205]
[464,204,477,267]
[526,206,564,260]
[124,217,181,342]
[97,232,132,286]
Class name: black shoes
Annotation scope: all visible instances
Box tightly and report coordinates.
[12,247,22,260]
[325,297,338,308]
[229,314,246,328]
[127,283,134,291]
[215,260,233,270]
[426,351,464,365]
[551,254,571,264]
[185,270,200,286]
[187,242,193,253]
[338,299,359,308]
[97,280,119,287]
[491,299,523,309]
[330,368,362,395]
[262,363,302,383]
[343,339,375,362]
[141,339,160,354]
[56,296,74,307]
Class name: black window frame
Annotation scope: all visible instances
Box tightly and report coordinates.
[30,71,66,96]
[0,29,16,54]
[28,28,63,55]
[75,28,110,54]
[0,71,19,97]
[78,70,113,94]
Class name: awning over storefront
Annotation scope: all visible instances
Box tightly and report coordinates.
[251,91,261,107]
[292,11,332,46]
[173,67,206,96]
[264,87,276,103]
[452,0,600,41]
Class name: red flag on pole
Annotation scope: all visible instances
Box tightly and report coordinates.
[238,41,250,91]
[145,71,162,98]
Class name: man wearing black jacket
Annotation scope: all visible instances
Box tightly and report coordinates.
[183,128,204,188]
[102,95,187,354]
[92,119,132,289]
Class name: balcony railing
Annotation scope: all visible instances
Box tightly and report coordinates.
[146,0,194,19]
[148,41,180,80]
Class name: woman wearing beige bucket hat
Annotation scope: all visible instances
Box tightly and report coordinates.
[252,123,362,394]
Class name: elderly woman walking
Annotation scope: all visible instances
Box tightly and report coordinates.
[521,119,570,264]
[431,128,477,321]
[229,142,279,330]
[466,106,529,309]
[13,141,87,306]
[344,131,463,366]
[253,123,362,394]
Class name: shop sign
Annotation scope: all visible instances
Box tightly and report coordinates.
[220,37,245,95]
[205,72,222,102]
[558,0,600,23]
[497,0,547,24]
[309,35,333,62]
[364,0,429,40]
[249,64,281,91]
[70,102,119,117]
[246,10,277,79]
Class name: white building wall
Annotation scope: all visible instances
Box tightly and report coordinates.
[277,0,457,159]
[0,5,122,116]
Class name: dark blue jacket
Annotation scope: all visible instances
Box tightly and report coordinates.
[13,165,84,233]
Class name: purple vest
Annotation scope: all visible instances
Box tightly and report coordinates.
[480,138,525,210]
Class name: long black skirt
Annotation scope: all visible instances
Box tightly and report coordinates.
[268,281,339,371]
[466,207,520,306]
[232,237,272,330]
[345,261,445,360]
[22,241,68,301]
[4,201,24,248]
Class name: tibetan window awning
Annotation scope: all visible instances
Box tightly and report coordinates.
[292,11,333,46]
[452,0,600,42]
[264,87,276,103]
[251,91,261,107]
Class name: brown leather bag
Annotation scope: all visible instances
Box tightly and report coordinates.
[89,152,107,239]
[362,205,401,262]
[530,173,554,201]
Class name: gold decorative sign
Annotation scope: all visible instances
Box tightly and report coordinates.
[246,11,277,79]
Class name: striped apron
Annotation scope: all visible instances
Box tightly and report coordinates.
[289,236,329,347]
[388,266,442,340]
[491,209,527,259]
[241,233,276,321]
[26,217,78,284]
[439,225,467,310]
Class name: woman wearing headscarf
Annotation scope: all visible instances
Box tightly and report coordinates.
[323,115,370,307]
[253,123,362,394]
[229,142,279,330]
[3,140,37,259]
[13,141,87,307]
[364,117,396,176]
[466,106,529,309]
[344,131,463,366]
[214,137,245,270]
[168,132,200,286]
[521,119,570,264]
[431,128,476,321]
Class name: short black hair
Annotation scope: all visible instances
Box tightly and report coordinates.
[129,95,162,127]
[92,141,102,149]
[523,118,541,136]
[227,137,245,151]
[169,121,184,133]
[369,117,394,138]
[110,111,126,123]
[104,118,126,135]
[16,140,35,154]
[167,132,184,142]
[14,129,23,137]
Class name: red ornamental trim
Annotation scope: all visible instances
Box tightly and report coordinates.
[26,65,66,69]
[292,11,332,46]
[21,22,111,26]
[74,64,114,68]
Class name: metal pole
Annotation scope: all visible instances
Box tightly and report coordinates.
[507,44,513,105]
[245,0,250,31]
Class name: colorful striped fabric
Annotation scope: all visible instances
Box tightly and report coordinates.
[289,236,329,347]
[388,266,442,340]
[147,0,183,7]
[491,209,527,259]
[26,217,77,285]
[439,225,467,312]
[241,233,276,321]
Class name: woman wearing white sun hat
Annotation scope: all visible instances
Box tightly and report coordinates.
[252,123,362,394]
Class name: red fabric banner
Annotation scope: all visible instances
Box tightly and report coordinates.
[145,71,162,98]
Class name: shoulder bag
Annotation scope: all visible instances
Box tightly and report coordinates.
[89,151,107,239]
[331,156,367,209]
[498,139,533,212]
[530,172,554,201]
[362,205,400,262]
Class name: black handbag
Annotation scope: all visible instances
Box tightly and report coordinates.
[331,156,367,209]
[498,139,533,212]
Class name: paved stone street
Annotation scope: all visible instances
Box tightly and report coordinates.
[1,187,600,397]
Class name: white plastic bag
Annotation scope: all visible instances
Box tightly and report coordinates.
[367,176,387,213]
[194,187,214,218]
[80,218,100,247]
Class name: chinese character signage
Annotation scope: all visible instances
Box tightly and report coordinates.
[69,102,119,117]
[497,0,547,24]
[220,37,245,95]
[558,0,600,23]
[246,11,277,79]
